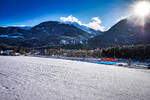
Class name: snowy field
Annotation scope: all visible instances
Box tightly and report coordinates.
[0,56,150,100]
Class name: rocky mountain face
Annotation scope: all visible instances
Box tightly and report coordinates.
[28,21,91,46]
[0,21,98,47]
[89,17,150,47]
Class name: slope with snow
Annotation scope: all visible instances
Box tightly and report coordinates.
[0,56,150,100]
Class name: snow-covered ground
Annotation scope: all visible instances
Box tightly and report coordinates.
[0,56,150,100]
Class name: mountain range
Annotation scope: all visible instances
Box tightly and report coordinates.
[0,16,150,48]
[0,21,101,47]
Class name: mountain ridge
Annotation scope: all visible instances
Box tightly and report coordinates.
[1,16,150,48]
[89,17,150,47]
[0,21,101,47]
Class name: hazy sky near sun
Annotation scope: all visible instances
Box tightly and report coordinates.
[0,0,138,30]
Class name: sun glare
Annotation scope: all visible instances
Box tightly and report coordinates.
[133,1,150,17]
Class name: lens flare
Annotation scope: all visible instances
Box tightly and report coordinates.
[133,1,150,17]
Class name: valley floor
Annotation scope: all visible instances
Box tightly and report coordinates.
[0,56,150,100]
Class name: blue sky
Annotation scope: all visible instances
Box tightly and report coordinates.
[0,0,134,30]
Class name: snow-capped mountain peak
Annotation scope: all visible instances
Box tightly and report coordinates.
[62,21,103,37]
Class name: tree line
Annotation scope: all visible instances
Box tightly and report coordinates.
[42,44,150,61]
[1,43,150,61]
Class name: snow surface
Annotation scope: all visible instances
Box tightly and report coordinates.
[0,56,150,100]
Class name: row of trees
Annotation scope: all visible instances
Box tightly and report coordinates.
[99,45,150,60]
[43,44,150,61]
[1,43,150,61]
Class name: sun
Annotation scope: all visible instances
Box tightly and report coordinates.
[133,1,150,17]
